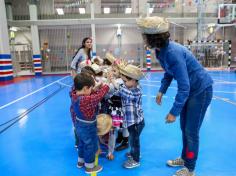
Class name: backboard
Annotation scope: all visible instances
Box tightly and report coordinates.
[218,4,236,24]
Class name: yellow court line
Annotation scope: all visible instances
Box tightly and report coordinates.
[91,154,99,176]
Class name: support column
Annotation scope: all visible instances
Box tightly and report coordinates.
[0,0,13,81]
[86,0,101,14]
[39,0,54,16]
[131,0,138,15]
[93,0,101,14]
[5,3,13,20]
[197,0,203,42]
[29,4,42,76]
[91,2,96,58]
[138,0,148,17]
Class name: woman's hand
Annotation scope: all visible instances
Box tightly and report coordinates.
[165,113,176,123]
[156,92,163,105]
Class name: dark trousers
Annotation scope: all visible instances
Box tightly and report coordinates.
[128,120,145,162]
[180,86,213,171]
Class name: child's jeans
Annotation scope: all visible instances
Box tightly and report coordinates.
[75,120,98,168]
[74,128,79,146]
[127,119,145,162]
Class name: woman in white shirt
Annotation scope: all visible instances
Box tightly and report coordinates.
[71,37,92,78]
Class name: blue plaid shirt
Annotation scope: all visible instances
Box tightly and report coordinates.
[116,84,144,128]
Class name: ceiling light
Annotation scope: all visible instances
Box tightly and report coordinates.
[104,7,110,14]
[10,27,18,32]
[125,7,132,14]
[149,7,154,14]
[79,8,85,14]
[56,8,64,15]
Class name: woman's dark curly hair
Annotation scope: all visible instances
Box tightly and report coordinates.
[143,32,170,49]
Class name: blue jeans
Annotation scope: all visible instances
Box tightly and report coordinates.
[180,86,213,171]
[128,120,145,162]
[75,121,98,165]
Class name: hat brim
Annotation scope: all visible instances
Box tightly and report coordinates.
[119,65,144,81]
[105,53,116,64]
[97,114,112,136]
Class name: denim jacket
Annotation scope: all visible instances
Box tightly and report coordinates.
[155,41,213,117]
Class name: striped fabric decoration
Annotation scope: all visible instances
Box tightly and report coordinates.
[186,40,232,68]
[0,54,13,81]
[33,54,42,76]
[146,50,151,71]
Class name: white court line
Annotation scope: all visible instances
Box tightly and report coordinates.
[56,81,72,88]
[142,83,236,106]
[214,95,236,106]
[0,76,70,110]
[141,79,236,84]
[141,83,236,94]
[143,92,236,106]
[141,83,177,90]
[145,94,236,106]
[213,79,236,84]
[140,80,161,83]
[143,72,151,81]
[213,90,236,94]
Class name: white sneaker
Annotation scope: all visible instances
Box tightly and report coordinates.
[167,158,184,167]
[123,158,140,169]
[173,168,195,176]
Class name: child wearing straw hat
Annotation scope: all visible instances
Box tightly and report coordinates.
[108,64,145,169]
[71,72,109,174]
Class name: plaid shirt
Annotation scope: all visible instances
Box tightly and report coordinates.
[71,85,109,121]
[117,84,144,127]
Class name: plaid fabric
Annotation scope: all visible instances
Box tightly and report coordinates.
[71,85,109,121]
[117,84,144,127]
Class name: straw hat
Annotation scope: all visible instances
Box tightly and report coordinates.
[105,52,116,64]
[136,16,169,34]
[91,63,102,74]
[97,114,112,136]
[119,64,144,81]
[93,56,104,65]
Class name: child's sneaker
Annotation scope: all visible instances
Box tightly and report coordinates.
[85,165,103,174]
[173,168,195,176]
[167,158,184,167]
[77,162,84,168]
[123,158,140,169]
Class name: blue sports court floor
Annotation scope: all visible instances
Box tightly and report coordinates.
[0,71,236,176]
